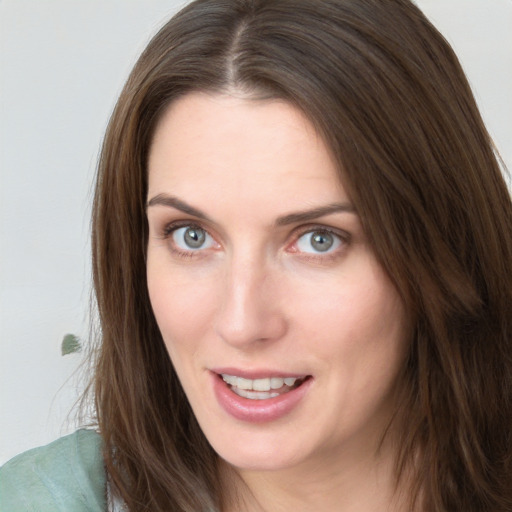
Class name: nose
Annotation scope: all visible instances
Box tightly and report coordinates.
[214,255,288,349]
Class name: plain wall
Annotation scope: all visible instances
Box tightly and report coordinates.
[1,0,511,464]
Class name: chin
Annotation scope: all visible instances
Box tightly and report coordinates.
[202,421,319,472]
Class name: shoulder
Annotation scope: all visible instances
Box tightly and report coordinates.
[0,429,106,512]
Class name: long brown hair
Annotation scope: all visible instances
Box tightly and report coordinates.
[91,0,512,510]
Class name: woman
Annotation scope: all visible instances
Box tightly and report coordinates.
[2,0,511,510]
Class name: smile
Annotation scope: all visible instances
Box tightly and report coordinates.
[221,374,306,400]
[211,371,313,422]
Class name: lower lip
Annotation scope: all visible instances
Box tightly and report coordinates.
[211,373,312,423]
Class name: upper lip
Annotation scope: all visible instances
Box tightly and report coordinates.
[210,367,310,380]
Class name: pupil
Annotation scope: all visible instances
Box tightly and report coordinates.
[311,232,333,252]
[184,227,205,248]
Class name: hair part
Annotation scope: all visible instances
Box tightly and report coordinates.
[90,1,512,510]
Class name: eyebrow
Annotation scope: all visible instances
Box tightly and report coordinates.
[146,193,356,226]
[275,202,356,226]
[147,194,212,221]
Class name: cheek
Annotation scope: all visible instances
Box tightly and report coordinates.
[294,260,407,368]
[147,262,218,357]
[339,282,405,347]
[302,271,408,424]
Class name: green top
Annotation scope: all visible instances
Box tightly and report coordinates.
[0,430,106,512]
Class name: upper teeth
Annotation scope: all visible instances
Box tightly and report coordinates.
[221,374,299,391]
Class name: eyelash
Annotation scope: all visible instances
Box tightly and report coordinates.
[160,221,214,259]
[159,221,350,261]
[289,225,350,262]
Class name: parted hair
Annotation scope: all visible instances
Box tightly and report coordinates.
[90,0,512,510]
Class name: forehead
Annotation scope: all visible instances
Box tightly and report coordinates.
[147,92,348,210]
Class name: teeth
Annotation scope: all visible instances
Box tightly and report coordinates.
[222,375,237,386]
[236,377,253,390]
[233,388,280,400]
[221,374,300,392]
[270,377,284,389]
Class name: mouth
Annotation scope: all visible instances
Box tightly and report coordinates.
[212,370,313,422]
[219,373,310,400]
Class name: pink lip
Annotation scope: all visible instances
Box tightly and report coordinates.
[210,371,313,423]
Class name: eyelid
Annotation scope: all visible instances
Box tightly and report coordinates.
[287,224,351,257]
[161,219,210,237]
[161,220,193,237]
[159,220,221,256]
[291,224,350,242]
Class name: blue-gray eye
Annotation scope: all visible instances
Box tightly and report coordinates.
[296,230,341,254]
[172,226,214,250]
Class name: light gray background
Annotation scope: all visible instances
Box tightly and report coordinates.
[1,0,511,464]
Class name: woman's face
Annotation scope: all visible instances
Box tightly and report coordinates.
[146,92,409,473]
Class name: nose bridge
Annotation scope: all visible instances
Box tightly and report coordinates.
[215,245,286,347]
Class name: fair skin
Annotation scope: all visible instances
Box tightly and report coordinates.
[146,92,410,511]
